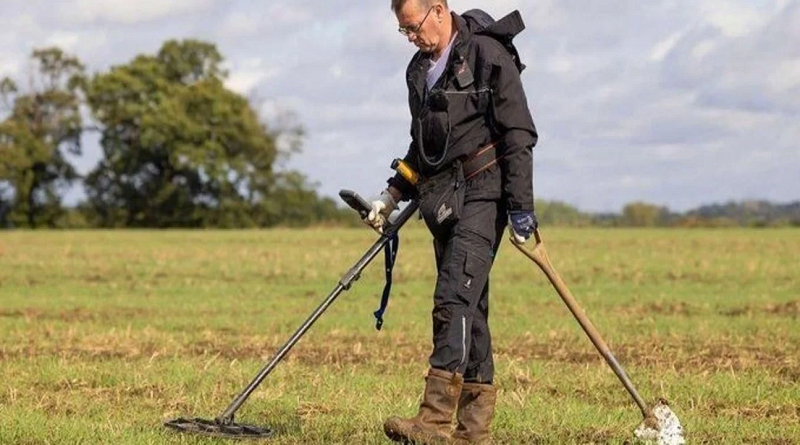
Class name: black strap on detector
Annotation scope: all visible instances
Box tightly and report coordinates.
[374,232,399,330]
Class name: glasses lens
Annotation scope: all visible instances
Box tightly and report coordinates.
[399,7,432,37]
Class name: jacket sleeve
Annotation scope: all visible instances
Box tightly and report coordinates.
[490,49,538,212]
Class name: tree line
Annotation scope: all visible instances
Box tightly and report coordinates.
[0,41,355,229]
[1,42,796,230]
[537,200,800,228]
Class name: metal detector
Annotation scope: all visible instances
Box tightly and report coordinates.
[164,190,419,439]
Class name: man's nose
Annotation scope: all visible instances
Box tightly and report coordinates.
[407,33,416,43]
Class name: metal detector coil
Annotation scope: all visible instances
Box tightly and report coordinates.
[164,417,273,439]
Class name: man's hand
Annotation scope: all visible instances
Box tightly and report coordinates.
[365,189,398,233]
[509,210,537,244]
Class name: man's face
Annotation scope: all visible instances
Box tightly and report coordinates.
[396,1,442,53]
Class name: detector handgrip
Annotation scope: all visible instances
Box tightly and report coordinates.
[339,190,372,220]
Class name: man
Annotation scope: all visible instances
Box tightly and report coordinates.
[366,0,538,443]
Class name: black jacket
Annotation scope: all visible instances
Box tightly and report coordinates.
[388,12,538,212]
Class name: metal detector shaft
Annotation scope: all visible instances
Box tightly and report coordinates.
[511,230,651,419]
[216,202,419,425]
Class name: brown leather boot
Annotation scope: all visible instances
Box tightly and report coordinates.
[383,368,464,444]
[451,382,497,444]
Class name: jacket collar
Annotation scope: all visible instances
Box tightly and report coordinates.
[407,12,471,100]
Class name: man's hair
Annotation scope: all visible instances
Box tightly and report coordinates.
[391,0,448,13]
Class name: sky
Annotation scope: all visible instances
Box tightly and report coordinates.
[0,0,798,212]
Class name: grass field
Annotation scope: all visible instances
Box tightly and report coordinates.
[0,227,798,444]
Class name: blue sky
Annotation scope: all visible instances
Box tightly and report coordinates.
[1,0,798,212]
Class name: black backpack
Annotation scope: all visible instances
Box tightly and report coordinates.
[462,9,526,73]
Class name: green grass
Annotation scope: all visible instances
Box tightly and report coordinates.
[0,228,798,444]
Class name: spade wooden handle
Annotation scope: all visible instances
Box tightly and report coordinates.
[511,229,651,419]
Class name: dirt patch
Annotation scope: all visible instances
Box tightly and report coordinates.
[570,428,616,444]
[0,338,168,362]
[720,300,799,318]
[0,310,26,318]
[496,336,799,380]
[759,439,799,445]
[764,301,800,317]
[295,401,337,420]
[720,307,752,317]
[645,301,695,316]
[20,381,171,417]
[706,401,800,421]
[619,300,800,318]
[186,336,431,368]
[609,302,699,318]
[778,367,800,382]
[493,431,545,444]
[34,378,169,400]
[0,307,154,323]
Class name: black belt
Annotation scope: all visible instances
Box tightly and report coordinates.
[463,141,501,181]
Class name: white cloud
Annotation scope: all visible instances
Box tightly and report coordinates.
[697,1,770,37]
[768,59,800,91]
[0,11,40,35]
[329,64,344,79]
[265,3,312,26]
[65,0,216,25]
[545,54,573,74]
[224,59,280,95]
[650,30,685,61]
[691,39,717,59]
[0,54,21,77]
[217,11,260,38]
[45,32,80,52]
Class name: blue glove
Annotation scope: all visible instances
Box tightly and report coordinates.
[509,211,537,243]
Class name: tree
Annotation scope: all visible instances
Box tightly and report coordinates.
[0,49,85,228]
[83,39,288,227]
[535,200,591,227]
[621,202,669,227]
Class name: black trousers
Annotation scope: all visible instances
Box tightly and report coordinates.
[429,199,506,384]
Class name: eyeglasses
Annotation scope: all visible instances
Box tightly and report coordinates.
[398,6,435,37]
